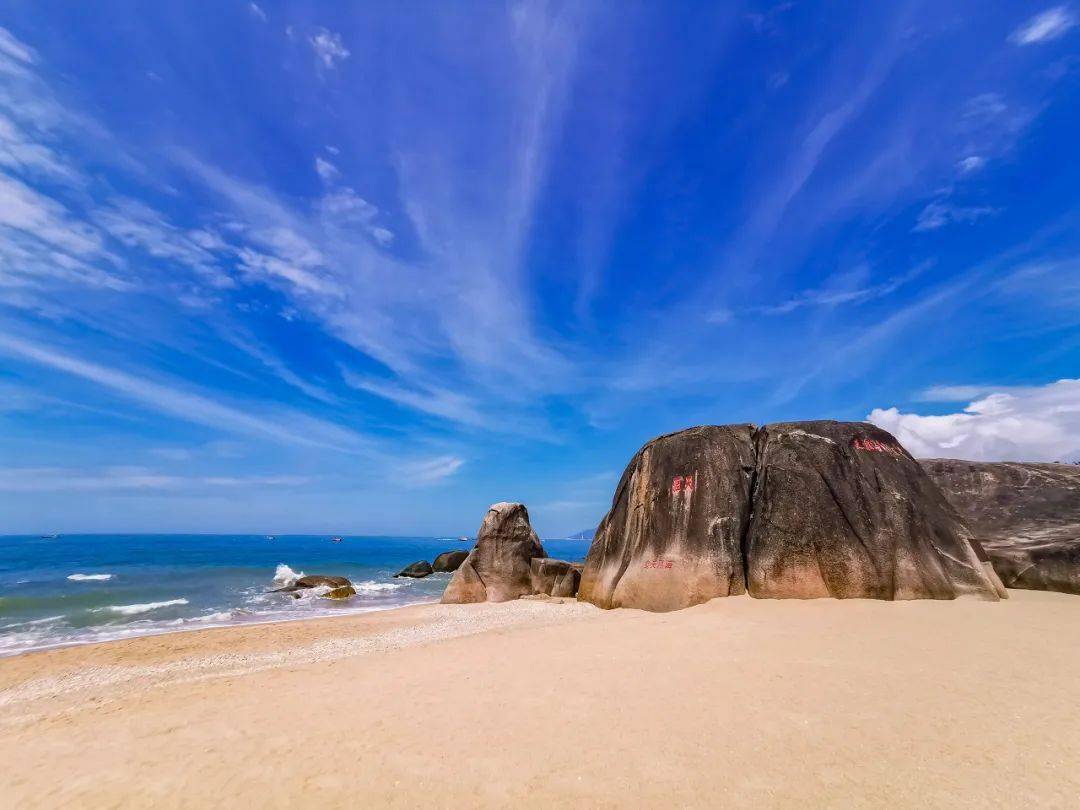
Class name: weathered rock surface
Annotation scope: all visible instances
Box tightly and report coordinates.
[579,421,1002,610]
[746,421,999,600]
[922,459,1080,595]
[395,560,434,578]
[442,503,547,603]
[530,558,582,597]
[273,574,356,599]
[432,550,469,573]
[578,425,756,611]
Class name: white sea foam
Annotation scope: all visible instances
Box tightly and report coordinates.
[354,580,405,592]
[67,573,114,581]
[97,598,189,616]
[2,615,66,629]
[272,563,304,586]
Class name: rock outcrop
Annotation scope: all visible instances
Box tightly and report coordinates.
[395,561,434,578]
[432,550,469,573]
[578,425,756,611]
[273,574,356,599]
[747,421,1000,600]
[530,558,582,597]
[442,503,547,603]
[579,421,1001,611]
[922,459,1080,595]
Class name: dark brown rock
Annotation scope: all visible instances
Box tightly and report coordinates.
[578,425,756,611]
[530,558,582,597]
[747,421,999,600]
[273,574,356,599]
[432,550,469,573]
[922,459,1080,595]
[441,503,547,603]
[395,560,434,578]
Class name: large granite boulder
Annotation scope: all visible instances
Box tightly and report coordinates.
[746,421,1000,600]
[922,459,1080,595]
[432,550,469,573]
[578,425,756,611]
[441,503,547,603]
[530,558,582,597]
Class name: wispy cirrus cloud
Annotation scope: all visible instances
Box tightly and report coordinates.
[913,200,999,231]
[0,466,310,492]
[0,333,370,453]
[1009,6,1076,45]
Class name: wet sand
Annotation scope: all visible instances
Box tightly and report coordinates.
[1,590,1078,808]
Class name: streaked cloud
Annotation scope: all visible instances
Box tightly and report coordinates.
[914,200,999,231]
[1009,6,1075,45]
[0,334,369,453]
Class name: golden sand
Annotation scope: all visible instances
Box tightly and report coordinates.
[1,590,1078,808]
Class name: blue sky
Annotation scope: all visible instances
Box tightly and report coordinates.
[0,1,1077,536]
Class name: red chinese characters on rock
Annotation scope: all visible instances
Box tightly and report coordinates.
[851,437,904,456]
[643,559,674,570]
[671,474,695,495]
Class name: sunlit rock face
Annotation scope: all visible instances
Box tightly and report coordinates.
[579,421,1001,611]
[746,421,999,601]
[923,459,1080,595]
[578,425,756,612]
[441,502,547,603]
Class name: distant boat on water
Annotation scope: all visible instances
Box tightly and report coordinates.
[41,533,59,539]
[457,536,470,542]
[265,535,275,540]
[331,536,343,543]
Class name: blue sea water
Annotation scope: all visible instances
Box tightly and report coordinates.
[0,534,592,656]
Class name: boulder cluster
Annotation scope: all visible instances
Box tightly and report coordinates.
[576,420,1004,611]
[394,550,470,579]
[437,421,1077,611]
[441,503,582,603]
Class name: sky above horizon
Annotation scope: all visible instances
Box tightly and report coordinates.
[0,1,1078,536]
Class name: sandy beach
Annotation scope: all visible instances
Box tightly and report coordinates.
[1,590,1078,808]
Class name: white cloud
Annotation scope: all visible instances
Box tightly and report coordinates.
[314,156,339,183]
[758,261,930,315]
[0,334,370,453]
[0,466,309,492]
[309,28,350,69]
[1009,6,1076,45]
[957,155,985,174]
[248,3,267,22]
[868,379,1080,462]
[340,368,487,427]
[0,26,37,67]
[399,455,465,485]
[913,200,998,231]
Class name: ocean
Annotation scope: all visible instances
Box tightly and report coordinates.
[0,534,592,657]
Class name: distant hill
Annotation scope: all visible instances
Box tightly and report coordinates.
[566,528,596,541]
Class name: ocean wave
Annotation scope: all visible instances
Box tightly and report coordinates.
[67,573,114,581]
[2,615,66,630]
[96,598,189,616]
[272,563,304,586]
[354,580,406,592]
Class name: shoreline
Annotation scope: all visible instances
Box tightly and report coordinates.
[0,594,443,660]
[2,590,1078,808]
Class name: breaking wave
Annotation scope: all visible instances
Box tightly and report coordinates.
[354,580,406,592]
[96,598,189,616]
[272,563,304,586]
[67,573,114,581]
